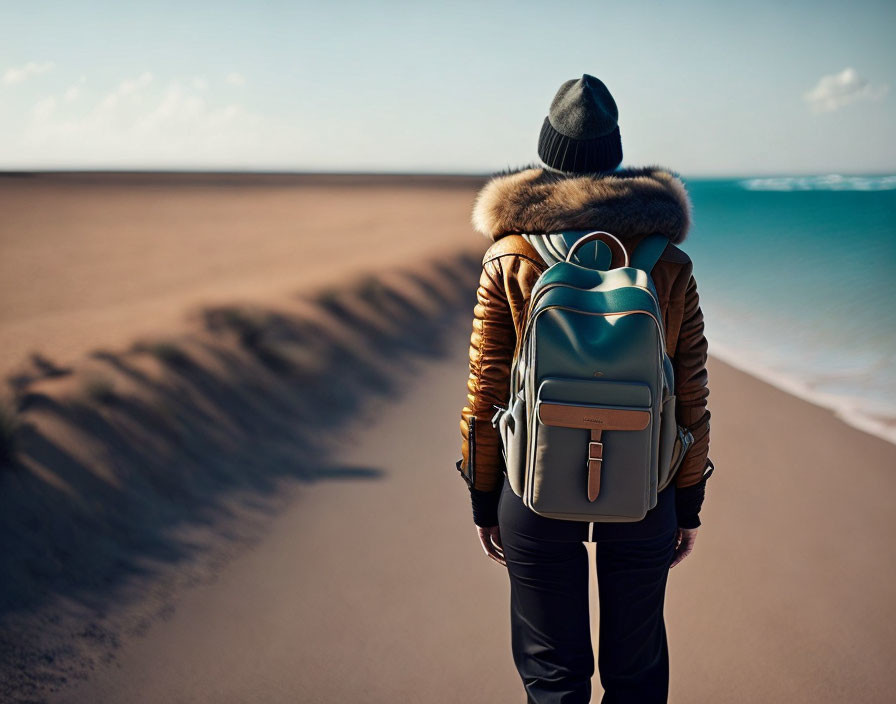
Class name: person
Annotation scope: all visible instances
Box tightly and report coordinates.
[456,74,714,703]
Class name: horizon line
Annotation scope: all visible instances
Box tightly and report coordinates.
[2,167,895,180]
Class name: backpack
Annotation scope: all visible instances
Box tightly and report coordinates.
[491,230,693,522]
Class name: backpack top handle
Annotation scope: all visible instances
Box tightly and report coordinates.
[565,230,629,269]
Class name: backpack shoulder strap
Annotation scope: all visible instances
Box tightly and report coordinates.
[482,234,544,267]
[630,233,670,274]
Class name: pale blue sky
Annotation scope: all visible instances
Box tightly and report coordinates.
[1,0,893,175]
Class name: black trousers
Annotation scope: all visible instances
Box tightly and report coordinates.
[497,474,678,704]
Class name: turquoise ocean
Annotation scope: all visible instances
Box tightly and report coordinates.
[681,174,896,445]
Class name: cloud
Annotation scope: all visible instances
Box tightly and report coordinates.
[803,68,888,112]
[19,71,269,167]
[225,72,246,87]
[32,96,56,121]
[98,71,154,110]
[63,75,87,102]
[2,61,55,85]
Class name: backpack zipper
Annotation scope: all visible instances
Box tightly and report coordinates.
[468,415,477,488]
[529,275,662,318]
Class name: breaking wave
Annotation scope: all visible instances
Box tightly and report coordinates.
[740,174,896,191]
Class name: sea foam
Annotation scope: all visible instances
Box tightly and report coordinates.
[706,337,896,447]
[740,174,896,191]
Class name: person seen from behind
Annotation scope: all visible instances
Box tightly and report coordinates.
[456,73,714,703]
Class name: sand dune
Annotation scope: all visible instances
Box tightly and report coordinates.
[0,240,480,701]
[0,172,485,379]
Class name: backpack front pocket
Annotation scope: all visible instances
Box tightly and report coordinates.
[527,377,655,521]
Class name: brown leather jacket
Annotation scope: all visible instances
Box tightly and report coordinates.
[458,166,711,495]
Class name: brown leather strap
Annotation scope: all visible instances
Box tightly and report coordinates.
[588,429,603,502]
[538,403,651,431]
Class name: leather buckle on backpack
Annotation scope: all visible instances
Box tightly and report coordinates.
[587,436,603,502]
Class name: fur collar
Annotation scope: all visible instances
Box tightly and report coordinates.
[472,165,692,244]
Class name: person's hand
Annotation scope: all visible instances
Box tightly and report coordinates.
[670,527,698,568]
[476,525,506,566]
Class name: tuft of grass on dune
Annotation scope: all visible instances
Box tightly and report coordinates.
[313,286,344,308]
[81,371,117,404]
[202,306,273,345]
[134,340,192,368]
[0,397,19,467]
[202,306,303,373]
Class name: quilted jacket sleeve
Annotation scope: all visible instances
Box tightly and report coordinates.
[457,256,515,494]
[672,265,712,489]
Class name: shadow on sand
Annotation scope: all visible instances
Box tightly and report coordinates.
[0,250,480,701]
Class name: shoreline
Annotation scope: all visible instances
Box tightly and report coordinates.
[707,339,896,447]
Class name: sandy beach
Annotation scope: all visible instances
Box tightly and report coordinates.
[1,174,894,703]
[0,172,484,379]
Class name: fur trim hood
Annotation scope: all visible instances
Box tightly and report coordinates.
[472,165,692,244]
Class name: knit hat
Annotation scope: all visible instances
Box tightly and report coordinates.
[537,74,623,174]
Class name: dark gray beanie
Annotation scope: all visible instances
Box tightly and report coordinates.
[538,74,623,174]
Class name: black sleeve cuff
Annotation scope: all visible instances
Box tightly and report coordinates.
[469,486,502,527]
[675,460,714,529]
[675,483,703,529]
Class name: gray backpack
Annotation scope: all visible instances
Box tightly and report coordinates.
[491,230,693,522]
